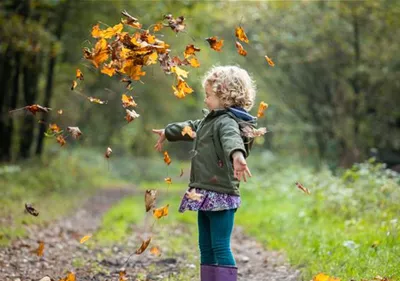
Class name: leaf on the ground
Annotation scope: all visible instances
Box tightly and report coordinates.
[76,69,84,80]
[235,41,247,56]
[235,26,249,43]
[33,241,44,257]
[153,204,169,219]
[257,101,268,118]
[105,147,112,158]
[119,270,128,281]
[184,44,200,59]
[150,246,161,256]
[56,135,66,146]
[164,177,172,184]
[241,126,268,138]
[87,96,107,104]
[295,182,311,195]
[71,80,78,90]
[79,234,92,244]
[58,272,76,281]
[185,189,204,202]
[164,14,186,33]
[163,151,171,165]
[67,127,82,139]
[313,273,340,281]
[181,126,195,138]
[180,168,184,177]
[265,55,275,67]
[25,203,39,217]
[121,94,137,108]
[172,77,193,99]
[145,189,157,212]
[125,109,140,123]
[135,237,151,254]
[206,36,224,51]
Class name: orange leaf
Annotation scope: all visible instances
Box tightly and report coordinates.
[59,272,76,281]
[235,26,249,43]
[92,23,123,39]
[205,36,224,52]
[184,44,201,59]
[165,177,172,184]
[67,126,82,139]
[185,188,204,202]
[105,147,112,159]
[119,270,128,281]
[125,109,140,123]
[188,57,200,68]
[101,63,116,77]
[79,234,92,244]
[49,123,61,133]
[56,135,66,146]
[265,55,275,67]
[145,189,157,212]
[163,151,171,165]
[257,101,268,118]
[91,24,102,38]
[71,80,78,90]
[24,104,51,115]
[181,126,195,138]
[121,94,137,108]
[87,96,107,104]
[153,22,164,32]
[83,38,109,68]
[153,204,169,219]
[150,246,161,256]
[235,41,247,56]
[172,77,193,99]
[135,237,151,254]
[34,241,44,257]
[122,61,146,80]
[295,182,311,195]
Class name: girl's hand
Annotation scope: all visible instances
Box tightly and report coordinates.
[232,151,252,182]
[152,129,166,152]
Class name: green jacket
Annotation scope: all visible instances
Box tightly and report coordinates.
[165,108,257,196]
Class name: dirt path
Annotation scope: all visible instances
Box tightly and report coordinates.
[0,188,300,281]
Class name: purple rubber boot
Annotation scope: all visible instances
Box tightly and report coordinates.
[201,264,217,281]
[214,265,238,281]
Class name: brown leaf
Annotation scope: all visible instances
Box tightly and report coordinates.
[135,237,151,254]
[119,270,128,281]
[163,151,171,165]
[164,14,186,33]
[125,109,140,123]
[145,189,157,212]
[235,41,247,56]
[179,168,184,177]
[56,135,66,146]
[105,147,112,158]
[25,203,39,217]
[206,36,224,51]
[184,44,200,59]
[33,241,44,257]
[121,10,142,29]
[121,78,132,89]
[67,127,82,139]
[24,104,51,115]
[295,182,311,195]
[185,188,204,202]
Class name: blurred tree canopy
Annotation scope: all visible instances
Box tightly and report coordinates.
[0,0,399,170]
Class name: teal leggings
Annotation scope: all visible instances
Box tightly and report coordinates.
[198,209,236,266]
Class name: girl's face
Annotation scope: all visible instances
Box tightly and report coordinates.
[204,83,222,110]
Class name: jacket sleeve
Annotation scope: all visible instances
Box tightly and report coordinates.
[164,119,202,142]
[218,117,247,161]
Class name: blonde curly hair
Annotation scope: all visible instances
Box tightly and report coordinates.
[202,65,256,111]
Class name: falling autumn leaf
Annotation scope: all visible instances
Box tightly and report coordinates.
[171,65,188,79]
[188,57,200,68]
[56,135,66,146]
[57,109,63,115]
[235,26,249,43]
[241,126,268,138]
[79,234,92,244]
[49,123,61,133]
[257,101,268,118]
[180,168,184,177]
[19,104,51,115]
[181,126,195,138]
[92,23,124,39]
[25,203,39,217]
[235,41,247,56]
[163,151,171,165]
[150,246,161,256]
[121,94,137,108]
[125,109,140,123]
[172,77,193,99]
[67,127,82,139]
[135,237,152,254]
[121,10,142,29]
[87,96,107,104]
[33,241,44,257]
[153,204,169,219]
[71,80,78,90]
[122,61,146,81]
[101,63,116,77]
[265,55,275,67]
[295,182,311,195]
[153,22,164,32]
[83,38,110,68]
[165,177,172,184]
[105,147,112,158]
[164,14,186,33]
[185,188,204,202]
[145,189,157,212]
[76,69,84,80]
[206,36,224,52]
[184,44,201,59]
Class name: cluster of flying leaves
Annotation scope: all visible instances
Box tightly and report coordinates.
[11,9,281,281]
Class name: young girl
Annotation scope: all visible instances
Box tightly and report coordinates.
[152,65,257,281]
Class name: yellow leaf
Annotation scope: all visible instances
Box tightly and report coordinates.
[257,101,268,118]
[171,66,188,78]
[79,235,92,244]
[164,177,172,184]
[235,26,249,43]
[121,94,137,108]
[265,55,275,67]
[153,204,169,219]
